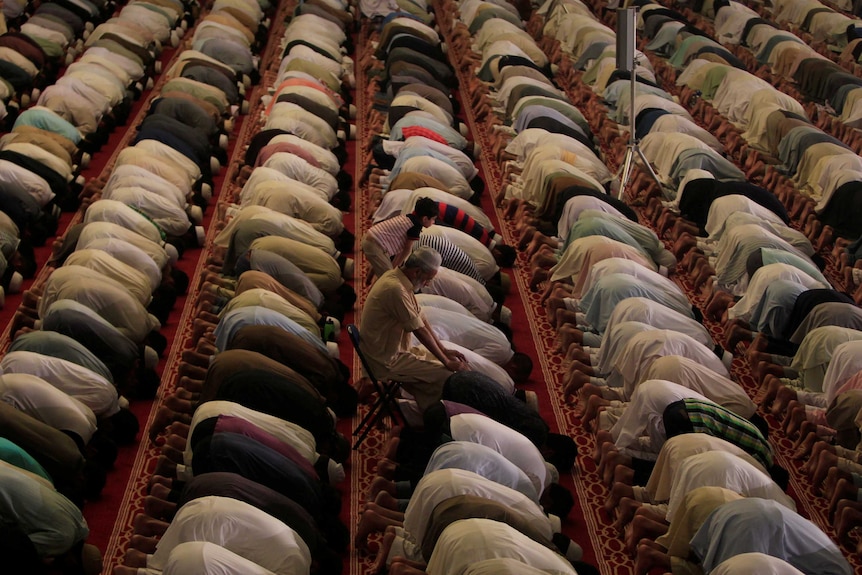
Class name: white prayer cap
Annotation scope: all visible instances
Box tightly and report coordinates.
[165,243,179,265]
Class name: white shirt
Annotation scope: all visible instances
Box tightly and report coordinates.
[415,293,474,317]
[443,341,514,393]
[238,180,344,239]
[0,373,97,443]
[102,186,191,237]
[0,159,54,207]
[266,135,340,176]
[426,518,576,575]
[822,340,862,406]
[711,553,806,575]
[214,206,338,257]
[575,258,683,303]
[424,441,539,502]
[419,306,512,365]
[38,265,161,344]
[597,296,714,374]
[105,164,188,209]
[557,195,626,241]
[727,263,826,323]
[159,541,278,575]
[611,379,710,460]
[421,267,495,322]
[616,330,729,401]
[241,166,331,204]
[64,249,153,306]
[704,194,787,237]
[391,156,472,200]
[76,221,171,271]
[646,434,766,504]
[666,451,796,522]
[262,152,338,200]
[400,137,478,180]
[645,355,757,419]
[0,350,119,417]
[83,199,165,248]
[550,236,653,284]
[75,237,163,292]
[450,413,549,495]
[147,497,311,575]
[403,469,553,555]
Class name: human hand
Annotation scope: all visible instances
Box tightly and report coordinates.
[443,358,468,371]
[443,348,466,363]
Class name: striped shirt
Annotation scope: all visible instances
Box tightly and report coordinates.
[439,203,497,247]
[418,233,485,284]
[671,399,773,469]
[389,116,468,151]
[366,214,422,258]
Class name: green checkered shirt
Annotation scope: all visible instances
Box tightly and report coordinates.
[682,398,773,469]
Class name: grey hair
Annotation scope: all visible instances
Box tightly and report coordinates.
[404,246,442,274]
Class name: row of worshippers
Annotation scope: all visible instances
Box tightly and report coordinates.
[549,0,841,314]
[516,0,835,418]
[674,0,862,252]
[624,11,862,312]
[771,0,860,48]
[0,0,239,572]
[707,0,853,111]
[78,0,270,253]
[646,0,862,301]
[440,0,627,314]
[113,1,365,572]
[510,0,859,571]
[490,0,860,568]
[522,0,825,400]
[583,315,862,570]
[543,0,859,265]
[553,0,862,557]
[0,0,114,123]
[348,1,602,573]
[357,9,522,331]
[486,0,732,227]
[0,0,190,303]
[357,1,529,401]
[0,0,129,292]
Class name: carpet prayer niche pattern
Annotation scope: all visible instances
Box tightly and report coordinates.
[77,0,862,572]
[350,19,393,575]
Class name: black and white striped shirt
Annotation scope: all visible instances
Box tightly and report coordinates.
[417,233,485,285]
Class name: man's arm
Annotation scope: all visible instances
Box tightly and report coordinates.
[413,324,468,372]
[391,237,417,269]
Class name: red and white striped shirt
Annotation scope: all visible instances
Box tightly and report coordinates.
[366,214,422,257]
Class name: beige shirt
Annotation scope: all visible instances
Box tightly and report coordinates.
[360,267,425,370]
[658,486,743,560]
[249,235,343,293]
